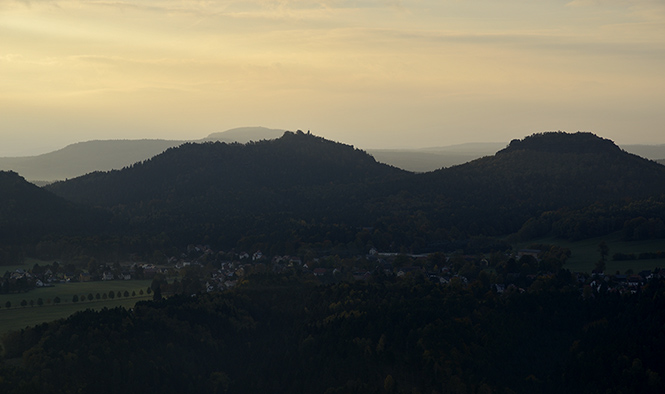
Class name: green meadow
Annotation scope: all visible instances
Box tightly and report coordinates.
[0,280,153,336]
[519,232,665,274]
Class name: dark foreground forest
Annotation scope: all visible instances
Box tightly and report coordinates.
[2,272,664,394]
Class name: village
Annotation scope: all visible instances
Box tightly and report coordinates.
[2,242,663,301]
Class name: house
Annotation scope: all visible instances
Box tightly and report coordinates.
[427,273,443,284]
[353,271,372,281]
[102,272,114,281]
[627,275,644,287]
[143,267,157,279]
[517,249,541,261]
[397,266,421,277]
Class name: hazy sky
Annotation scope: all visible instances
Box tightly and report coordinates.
[1,0,664,156]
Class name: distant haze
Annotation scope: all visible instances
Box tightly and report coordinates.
[1,1,664,156]
[0,127,282,181]
[2,127,664,181]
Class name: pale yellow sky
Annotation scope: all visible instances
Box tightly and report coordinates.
[1,0,664,156]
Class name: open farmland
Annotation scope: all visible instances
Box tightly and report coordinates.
[0,280,153,336]
[518,232,665,274]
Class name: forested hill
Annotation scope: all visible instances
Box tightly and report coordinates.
[0,171,108,256]
[200,126,284,143]
[41,131,665,253]
[419,132,665,205]
[499,131,622,154]
[42,131,665,248]
[46,131,406,207]
[384,132,665,238]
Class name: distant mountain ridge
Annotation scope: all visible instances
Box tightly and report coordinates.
[42,131,665,252]
[0,127,285,182]
[367,142,507,172]
[2,127,664,180]
[3,129,665,264]
[0,139,186,183]
[46,131,405,218]
[424,132,665,205]
[369,140,665,172]
[375,131,665,239]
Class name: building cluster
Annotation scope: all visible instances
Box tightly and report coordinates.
[3,245,664,298]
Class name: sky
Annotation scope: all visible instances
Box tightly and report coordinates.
[1,0,664,156]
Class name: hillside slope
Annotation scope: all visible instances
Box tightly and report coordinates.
[43,131,665,252]
[3,127,662,181]
[421,132,665,201]
[0,171,108,256]
[47,131,405,207]
[45,131,410,249]
[0,127,285,182]
[0,140,185,182]
[380,132,665,239]
[621,143,665,160]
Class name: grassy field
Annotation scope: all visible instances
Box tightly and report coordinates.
[0,280,153,337]
[518,232,665,273]
[0,296,151,337]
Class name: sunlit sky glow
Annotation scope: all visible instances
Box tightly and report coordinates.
[1,0,664,156]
